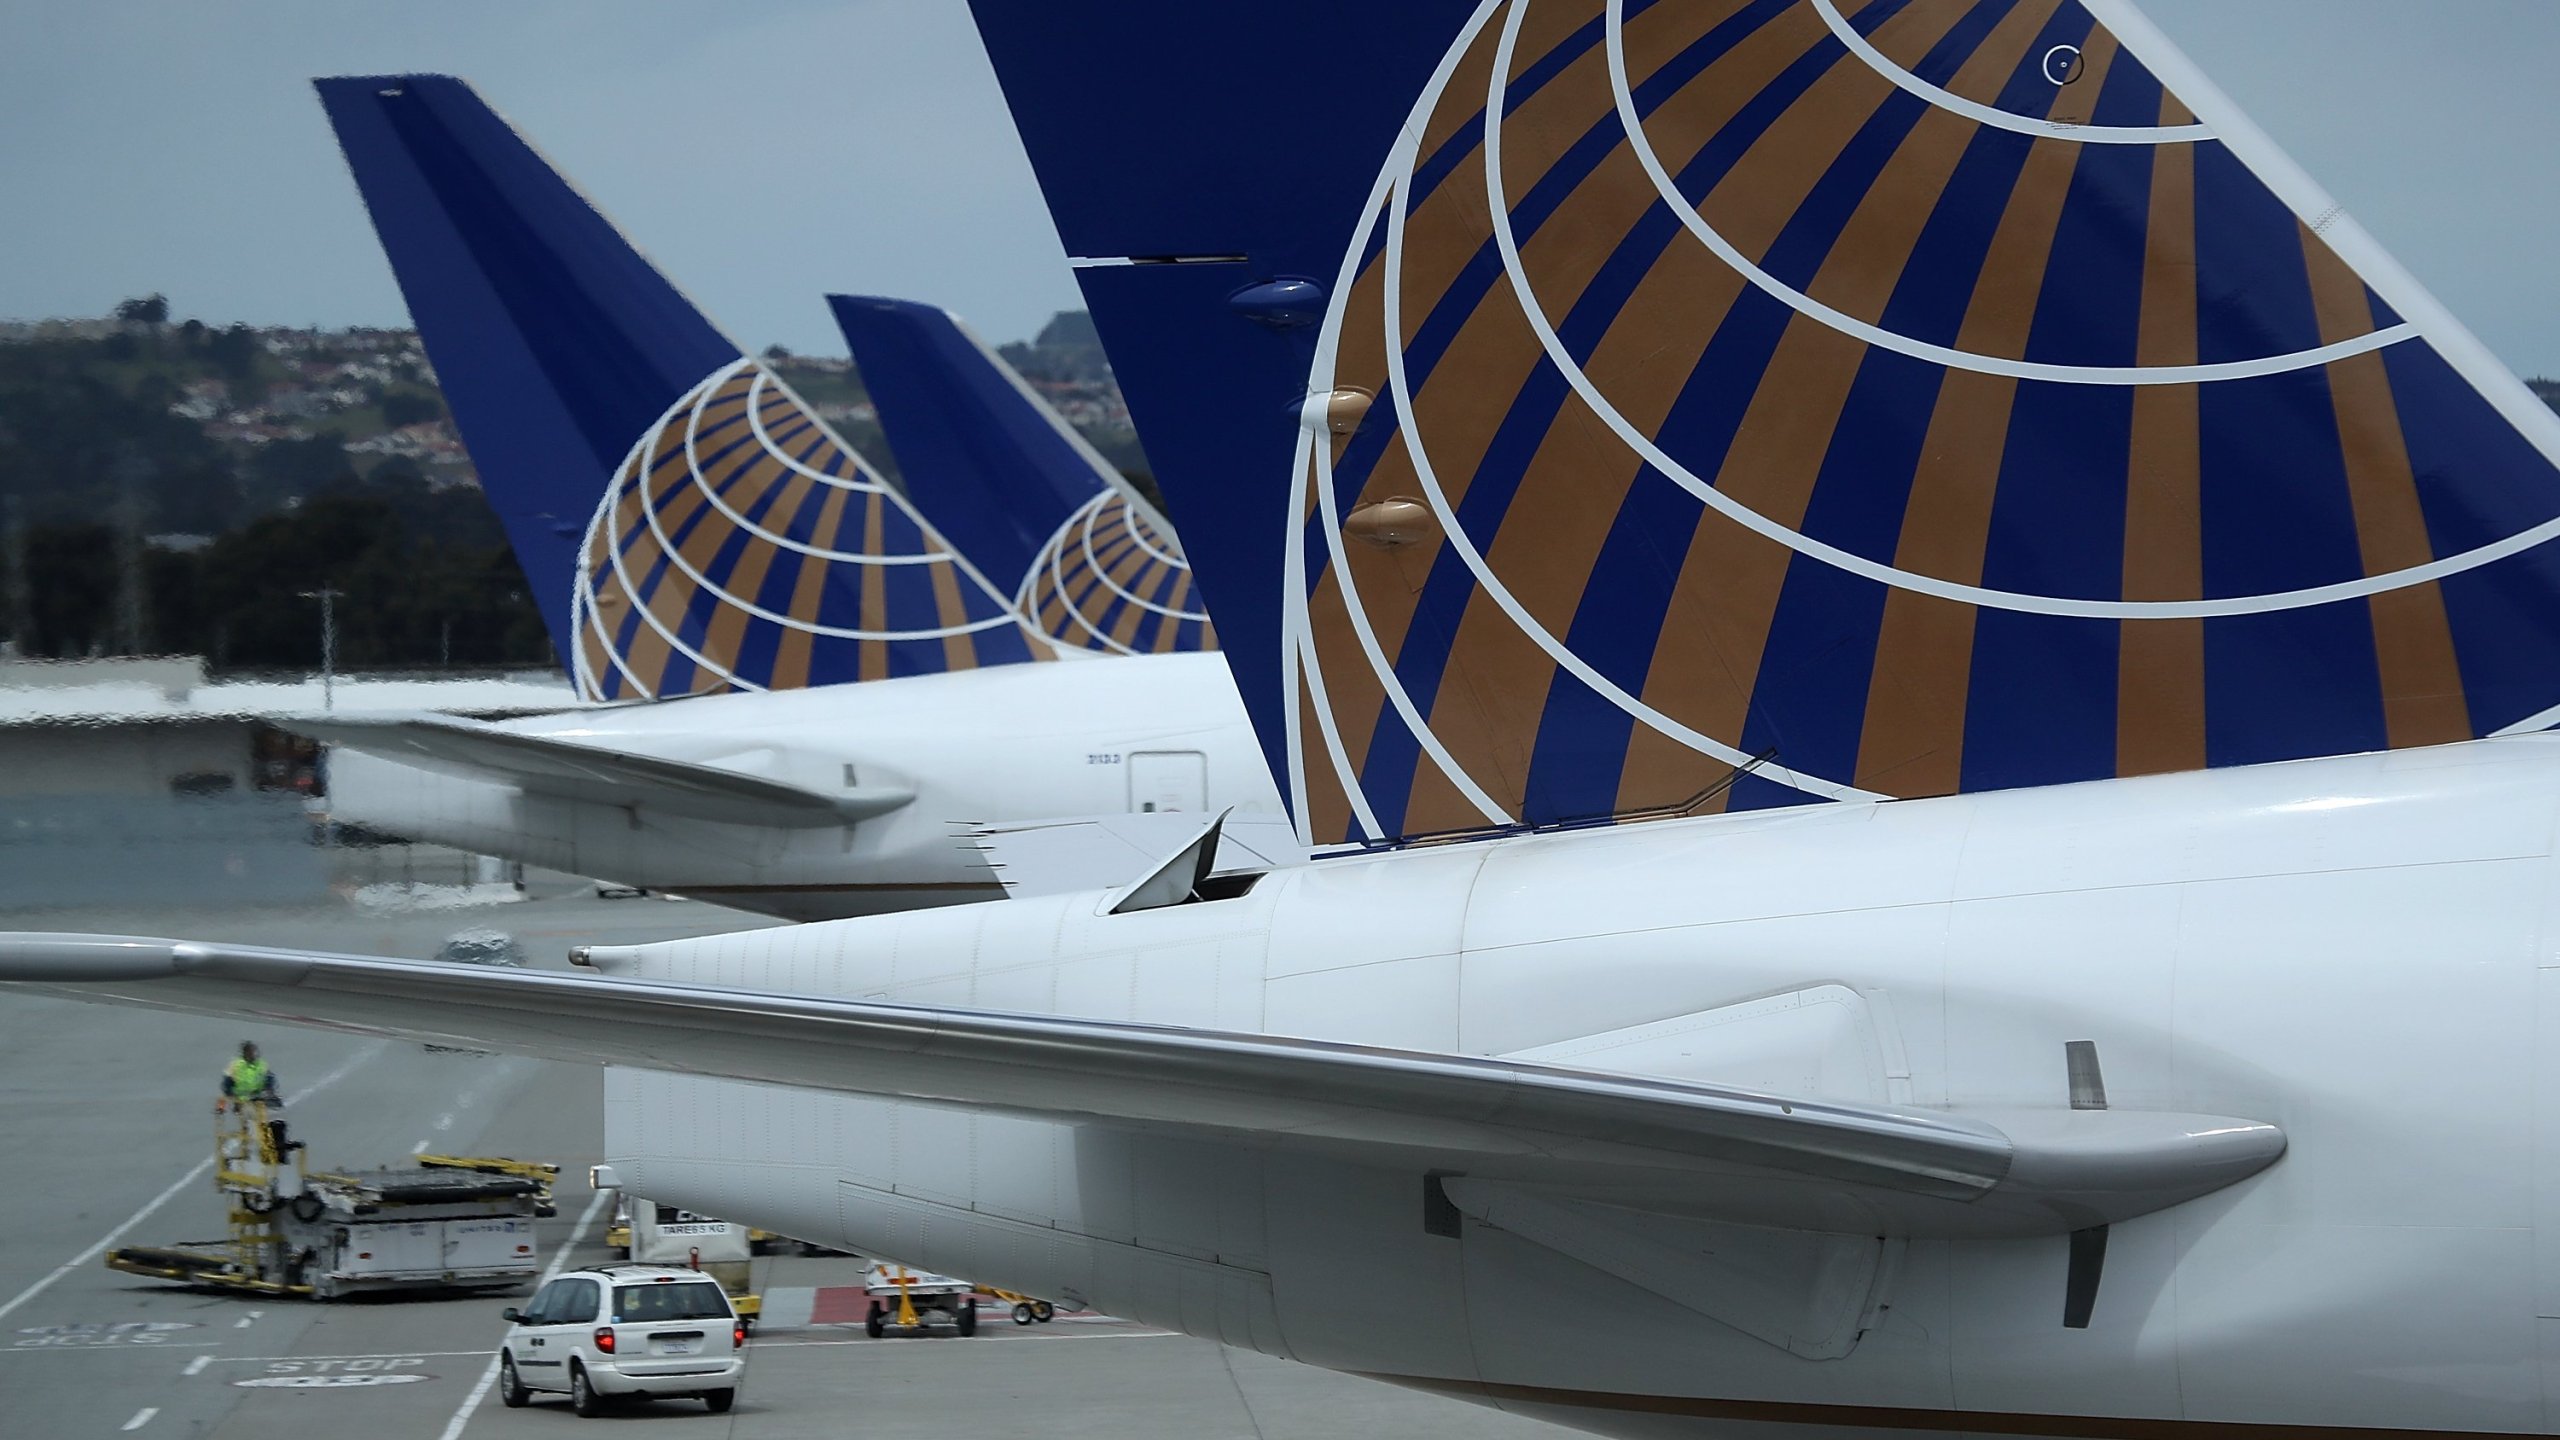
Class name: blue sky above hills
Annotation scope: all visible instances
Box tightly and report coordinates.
[5,0,2558,374]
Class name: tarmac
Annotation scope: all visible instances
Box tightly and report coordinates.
[0,860,1574,1440]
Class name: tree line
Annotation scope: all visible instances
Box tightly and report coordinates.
[17,482,547,670]
[2,299,1154,672]
[0,306,545,668]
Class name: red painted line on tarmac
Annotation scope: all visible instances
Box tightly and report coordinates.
[808,1285,870,1326]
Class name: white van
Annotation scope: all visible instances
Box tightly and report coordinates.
[498,1264,746,1416]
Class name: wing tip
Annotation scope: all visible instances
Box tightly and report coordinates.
[0,933,184,982]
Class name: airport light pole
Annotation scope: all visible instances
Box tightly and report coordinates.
[298,587,341,711]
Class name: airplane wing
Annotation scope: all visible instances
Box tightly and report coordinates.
[289,713,914,829]
[0,934,2281,1240]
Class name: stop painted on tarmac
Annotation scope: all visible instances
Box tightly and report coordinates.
[235,1357,435,1387]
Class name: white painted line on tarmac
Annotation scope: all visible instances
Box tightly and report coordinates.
[436,1184,610,1440]
[233,1309,262,1329]
[121,1408,157,1431]
[0,1045,380,1326]
[182,1354,210,1376]
[0,1163,215,1325]
[752,1331,1175,1349]
[411,1140,429,1155]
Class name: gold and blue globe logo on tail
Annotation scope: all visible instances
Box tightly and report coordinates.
[315,76,1057,702]
[1252,0,2560,847]
[1019,490,1217,656]
[574,359,1047,701]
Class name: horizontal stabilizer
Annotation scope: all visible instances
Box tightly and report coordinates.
[956,809,1304,896]
[290,713,912,828]
[0,934,2280,1238]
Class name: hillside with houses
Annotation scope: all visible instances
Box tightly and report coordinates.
[0,299,1141,672]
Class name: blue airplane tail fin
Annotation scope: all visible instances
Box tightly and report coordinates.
[969,0,2560,846]
[315,75,1043,700]
[828,295,1215,656]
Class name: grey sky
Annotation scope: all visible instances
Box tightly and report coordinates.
[3,1,2557,371]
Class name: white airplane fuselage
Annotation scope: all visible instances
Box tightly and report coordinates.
[591,734,2560,1437]
[326,651,1280,919]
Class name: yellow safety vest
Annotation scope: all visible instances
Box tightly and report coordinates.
[226,1057,269,1098]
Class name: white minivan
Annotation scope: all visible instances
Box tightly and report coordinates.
[499,1264,746,1416]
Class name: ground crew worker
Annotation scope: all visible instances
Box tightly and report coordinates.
[217,1041,300,1159]
[216,1041,275,1113]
